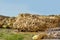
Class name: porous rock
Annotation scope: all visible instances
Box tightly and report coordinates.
[13,13,60,32]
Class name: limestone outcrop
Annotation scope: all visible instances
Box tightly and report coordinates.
[0,15,16,28]
[13,13,60,32]
[0,13,60,32]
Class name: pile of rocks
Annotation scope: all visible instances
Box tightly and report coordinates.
[0,15,16,28]
[0,13,60,32]
[13,13,60,32]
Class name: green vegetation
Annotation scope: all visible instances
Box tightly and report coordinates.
[0,29,36,40]
[0,32,24,40]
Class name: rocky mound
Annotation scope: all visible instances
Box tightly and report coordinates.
[0,15,16,28]
[0,13,60,32]
[13,13,60,32]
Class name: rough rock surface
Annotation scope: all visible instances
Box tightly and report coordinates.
[0,13,60,32]
[0,15,16,28]
[32,28,60,40]
[13,13,60,32]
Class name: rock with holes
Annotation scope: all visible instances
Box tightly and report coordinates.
[13,13,60,32]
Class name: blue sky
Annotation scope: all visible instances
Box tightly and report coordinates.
[0,0,60,16]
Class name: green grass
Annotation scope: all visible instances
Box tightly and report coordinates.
[0,32,24,40]
[0,29,37,40]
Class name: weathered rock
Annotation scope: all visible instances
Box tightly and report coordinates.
[32,32,47,40]
[0,13,60,32]
[5,17,16,28]
[32,28,60,40]
[0,15,9,27]
[13,13,60,32]
[0,15,16,28]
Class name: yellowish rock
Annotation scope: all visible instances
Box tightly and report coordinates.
[32,32,47,40]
